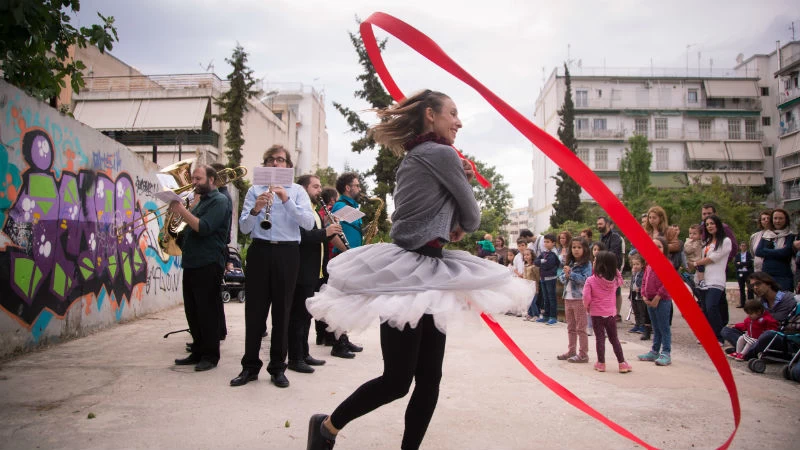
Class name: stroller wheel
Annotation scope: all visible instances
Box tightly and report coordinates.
[237,291,245,303]
[782,365,791,380]
[221,291,231,303]
[748,358,766,374]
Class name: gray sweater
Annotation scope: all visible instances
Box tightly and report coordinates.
[390,141,481,250]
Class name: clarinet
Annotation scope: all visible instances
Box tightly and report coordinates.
[318,196,350,250]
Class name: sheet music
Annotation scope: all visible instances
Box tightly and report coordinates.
[331,205,366,223]
[252,167,295,187]
[157,173,180,190]
[153,190,183,204]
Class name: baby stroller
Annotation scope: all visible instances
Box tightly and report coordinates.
[221,246,245,303]
[748,302,800,374]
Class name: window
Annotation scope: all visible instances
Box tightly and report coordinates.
[595,148,608,170]
[635,118,649,137]
[577,148,589,164]
[688,89,698,103]
[654,118,668,139]
[575,118,589,132]
[699,119,712,139]
[728,119,741,140]
[576,90,588,107]
[764,146,773,157]
[761,87,769,96]
[745,119,758,140]
[762,116,772,126]
[597,89,603,98]
[656,148,669,170]
[593,118,607,130]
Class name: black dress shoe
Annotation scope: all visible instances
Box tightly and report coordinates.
[331,345,355,359]
[175,356,200,365]
[271,372,290,388]
[230,369,259,387]
[305,356,326,366]
[344,340,363,353]
[288,360,315,374]
[194,360,217,371]
[307,414,336,450]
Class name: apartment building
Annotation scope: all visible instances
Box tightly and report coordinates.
[503,202,536,243]
[773,42,800,216]
[531,66,767,232]
[64,47,327,178]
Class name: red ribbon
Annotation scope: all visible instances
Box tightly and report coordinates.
[360,12,740,449]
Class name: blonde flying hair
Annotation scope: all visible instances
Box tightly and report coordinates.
[644,206,668,237]
[369,89,451,156]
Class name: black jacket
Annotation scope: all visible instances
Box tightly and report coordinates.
[297,209,330,287]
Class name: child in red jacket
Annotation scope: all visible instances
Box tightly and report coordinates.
[728,299,779,361]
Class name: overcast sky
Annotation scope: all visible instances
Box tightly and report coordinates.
[73,0,797,208]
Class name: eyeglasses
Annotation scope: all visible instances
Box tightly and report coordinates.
[349,183,361,188]
[265,156,286,163]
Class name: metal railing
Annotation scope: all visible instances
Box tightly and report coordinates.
[84,74,231,93]
[560,66,757,78]
[575,128,763,141]
[783,186,800,200]
[575,129,626,139]
[780,121,799,137]
[103,131,220,148]
[778,87,800,105]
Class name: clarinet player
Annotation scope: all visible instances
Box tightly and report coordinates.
[230,145,315,388]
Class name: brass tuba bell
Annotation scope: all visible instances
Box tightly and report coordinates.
[157,159,196,256]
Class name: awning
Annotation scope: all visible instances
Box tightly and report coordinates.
[73,98,209,131]
[725,142,763,161]
[776,132,800,159]
[687,172,725,184]
[132,98,209,130]
[780,165,800,182]
[73,100,141,130]
[686,142,727,161]
[725,173,766,186]
[703,80,759,98]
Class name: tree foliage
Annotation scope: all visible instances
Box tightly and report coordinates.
[0,0,118,104]
[334,20,397,237]
[314,166,339,188]
[550,63,583,228]
[619,134,652,200]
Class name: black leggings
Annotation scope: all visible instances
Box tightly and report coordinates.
[330,314,446,450]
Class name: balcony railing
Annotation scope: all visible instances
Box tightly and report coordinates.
[102,131,220,148]
[683,130,763,141]
[559,66,756,78]
[575,128,763,141]
[84,74,231,93]
[778,87,800,106]
[780,121,799,137]
[783,186,800,200]
[575,129,626,139]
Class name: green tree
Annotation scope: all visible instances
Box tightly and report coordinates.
[314,166,339,188]
[550,63,582,228]
[213,44,260,246]
[619,134,652,200]
[333,20,397,237]
[1,0,118,105]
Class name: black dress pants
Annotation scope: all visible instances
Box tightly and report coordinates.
[183,263,224,364]
[288,283,316,360]
[241,241,299,374]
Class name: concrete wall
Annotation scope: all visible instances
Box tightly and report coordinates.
[0,80,184,358]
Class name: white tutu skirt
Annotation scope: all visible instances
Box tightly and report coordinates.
[306,243,536,336]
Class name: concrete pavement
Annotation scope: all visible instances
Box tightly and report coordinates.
[0,297,798,449]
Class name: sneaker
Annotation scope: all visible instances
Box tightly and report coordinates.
[726,352,738,359]
[637,350,659,361]
[307,414,336,450]
[524,315,534,321]
[734,353,746,361]
[546,318,558,325]
[628,326,641,333]
[557,352,575,360]
[535,317,548,323]
[655,353,671,366]
[593,362,606,372]
[587,328,593,336]
[567,355,589,363]
[618,361,633,373]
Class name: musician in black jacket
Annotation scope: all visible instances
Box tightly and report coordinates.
[287,175,344,373]
[734,241,755,308]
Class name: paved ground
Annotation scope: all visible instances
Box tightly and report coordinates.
[1,291,798,450]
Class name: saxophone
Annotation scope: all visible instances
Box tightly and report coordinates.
[362,196,385,245]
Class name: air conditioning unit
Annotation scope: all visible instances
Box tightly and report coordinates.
[644,81,653,89]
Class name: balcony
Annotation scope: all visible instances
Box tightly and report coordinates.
[778,87,800,107]
[102,130,220,148]
[83,74,231,93]
[575,129,626,139]
[783,186,800,201]
[683,130,763,141]
[781,121,799,137]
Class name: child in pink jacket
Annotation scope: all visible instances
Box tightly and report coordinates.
[583,250,632,373]
[638,236,674,366]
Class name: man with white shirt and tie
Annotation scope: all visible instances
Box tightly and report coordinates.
[230,145,315,388]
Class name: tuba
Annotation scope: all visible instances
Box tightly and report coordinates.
[157,159,195,256]
[362,196,385,245]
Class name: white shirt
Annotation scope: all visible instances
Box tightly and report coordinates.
[513,252,525,277]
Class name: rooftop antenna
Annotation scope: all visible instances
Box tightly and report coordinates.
[790,21,796,41]
[199,59,214,73]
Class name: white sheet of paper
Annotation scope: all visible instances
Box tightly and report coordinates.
[156,173,180,190]
[153,190,184,204]
[331,205,365,223]
[252,167,295,187]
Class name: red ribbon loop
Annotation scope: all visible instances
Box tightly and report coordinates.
[360,12,740,449]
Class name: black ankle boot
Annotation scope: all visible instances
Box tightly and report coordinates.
[640,326,651,341]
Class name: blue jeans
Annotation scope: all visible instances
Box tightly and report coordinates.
[527,292,540,317]
[702,287,728,342]
[540,279,557,319]
[647,299,672,355]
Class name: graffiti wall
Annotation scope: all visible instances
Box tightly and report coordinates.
[0,81,183,357]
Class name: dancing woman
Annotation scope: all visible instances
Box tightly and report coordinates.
[305,90,533,450]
